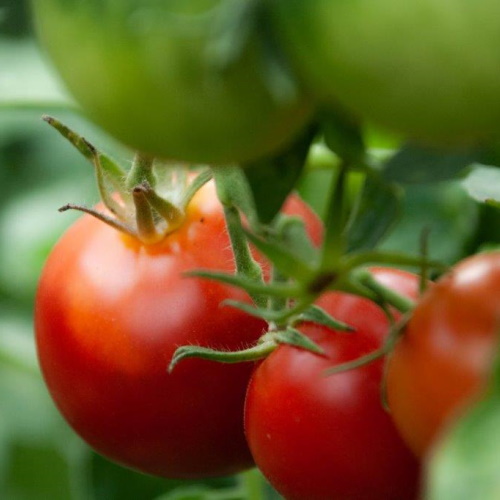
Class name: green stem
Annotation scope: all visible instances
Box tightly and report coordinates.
[223,205,266,308]
[126,152,155,189]
[181,169,213,209]
[353,268,415,313]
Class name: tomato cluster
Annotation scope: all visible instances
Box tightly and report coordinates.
[30,0,500,497]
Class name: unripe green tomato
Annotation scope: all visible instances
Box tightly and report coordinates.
[32,0,313,164]
[270,0,500,145]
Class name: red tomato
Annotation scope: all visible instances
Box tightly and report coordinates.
[35,181,321,479]
[245,268,422,500]
[386,252,500,457]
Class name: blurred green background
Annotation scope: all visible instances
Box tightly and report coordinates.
[0,1,498,499]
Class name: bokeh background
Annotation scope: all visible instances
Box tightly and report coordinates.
[0,1,494,498]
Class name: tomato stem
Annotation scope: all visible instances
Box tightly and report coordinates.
[126,152,155,190]
[223,205,267,308]
[353,268,415,313]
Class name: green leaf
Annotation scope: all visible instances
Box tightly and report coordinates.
[243,125,317,224]
[0,39,72,111]
[347,172,401,251]
[426,355,500,500]
[383,143,480,184]
[321,108,365,165]
[462,164,500,205]
[275,327,325,355]
[91,453,236,500]
[380,180,479,265]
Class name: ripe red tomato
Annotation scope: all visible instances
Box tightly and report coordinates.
[35,180,321,479]
[245,268,422,500]
[386,252,500,457]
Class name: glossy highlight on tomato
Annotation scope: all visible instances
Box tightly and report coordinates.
[245,268,422,500]
[32,0,313,165]
[35,181,322,479]
[387,252,500,457]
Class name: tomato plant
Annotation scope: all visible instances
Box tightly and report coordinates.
[386,251,500,457]
[244,268,422,500]
[34,178,321,479]
[269,0,500,145]
[31,0,313,165]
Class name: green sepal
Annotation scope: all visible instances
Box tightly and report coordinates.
[222,299,311,326]
[168,339,277,373]
[244,229,315,282]
[42,115,128,193]
[324,346,386,376]
[184,270,303,299]
[297,305,355,333]
[275,327,325,355]
[275,215,319,263]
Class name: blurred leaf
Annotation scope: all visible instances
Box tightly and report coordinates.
[347,173,401,251]
[243,125,316,224]
[321,108,365,165]
[91,453,237,500]
[380,180,479,265]
[383,143,480,184]
[426,354,500,500]
[0,179,94,306]
[0,39,71,108]
[3,444,73,500]
[462,164,500,205]
[0,314,90,500]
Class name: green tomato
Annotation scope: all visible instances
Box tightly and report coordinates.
[270,0,500,145]
[32,0,313,165]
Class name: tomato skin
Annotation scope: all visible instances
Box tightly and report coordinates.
[35,181,321,478]
[386,252,500,457]
[31,0,313,165]
[245,268,422,500]
[269,0,500,145]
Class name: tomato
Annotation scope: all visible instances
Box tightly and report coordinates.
[31,0,313,165]
[269,0,500,145]
[245,268,422,500]
[386,252,500,457]
[34,180,321,479]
